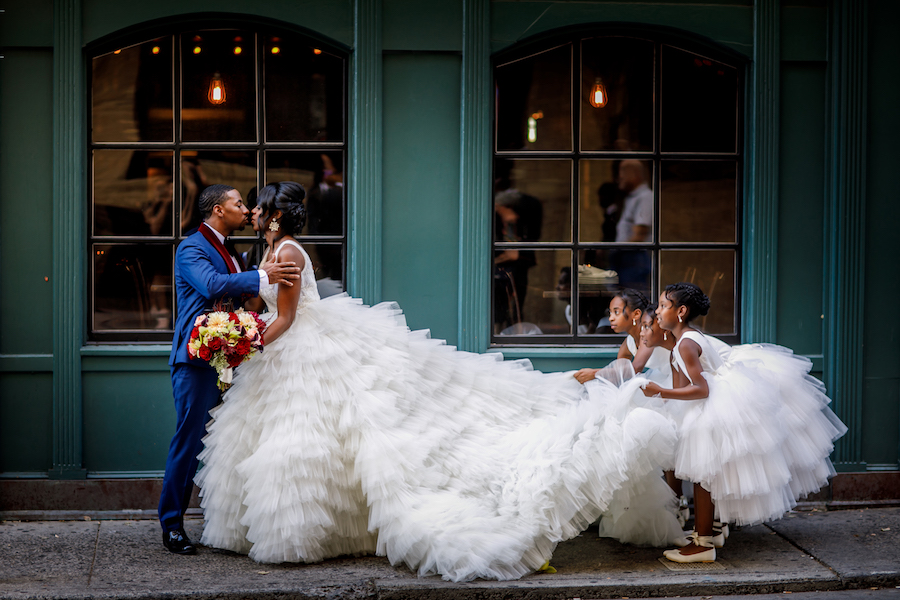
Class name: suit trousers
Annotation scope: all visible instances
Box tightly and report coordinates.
[158,364,221,532]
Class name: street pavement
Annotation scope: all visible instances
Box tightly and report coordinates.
[1,506,898,600]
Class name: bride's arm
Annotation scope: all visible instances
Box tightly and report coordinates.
[260,244,306,346]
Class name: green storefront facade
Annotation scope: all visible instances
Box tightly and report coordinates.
[0,0,897,504]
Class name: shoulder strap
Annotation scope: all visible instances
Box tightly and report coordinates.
[273,238,305,261]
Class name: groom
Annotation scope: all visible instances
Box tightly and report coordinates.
[159,183,301,555]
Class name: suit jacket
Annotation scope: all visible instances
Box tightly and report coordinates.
[169,228,261,367]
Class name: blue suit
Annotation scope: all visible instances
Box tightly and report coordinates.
[159,227,261,533]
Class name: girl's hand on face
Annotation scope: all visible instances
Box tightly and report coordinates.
[573,368,599,384]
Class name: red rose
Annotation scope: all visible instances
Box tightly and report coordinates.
[198,345,212,361]
[236,339,252,355]
[229,312,240,323]
[191,326,200,340]
[207,337,223,351]
[226,352,243,368]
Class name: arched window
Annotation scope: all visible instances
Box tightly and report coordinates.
[492,31,743,344]
[88,23,346,341]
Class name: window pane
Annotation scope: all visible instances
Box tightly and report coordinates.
[580,37,653,152]
[579,159,653,243]
[495,44,572,151]
[92,38,173,142]
[180,151,258,236]
[495,159,570,243]
[181,31,256,142]
[93,150,174,236]
[494,249,572,336]
[660,160,737,243]
[579,247,653,324]
[265,40,343,141]
[93,244,173,331]
[659,249,735,335]
[266,151,344,235]
[661,46,738,153]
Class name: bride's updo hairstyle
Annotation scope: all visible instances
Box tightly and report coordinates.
[664,282,711,323]
[257,181,307,235]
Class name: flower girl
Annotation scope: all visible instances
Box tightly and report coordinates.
[642,283,847,563]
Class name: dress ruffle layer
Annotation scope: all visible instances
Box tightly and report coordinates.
[673,341,846,526]
[196,294,678,582]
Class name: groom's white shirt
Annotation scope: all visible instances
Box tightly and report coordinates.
[202,222,267,285]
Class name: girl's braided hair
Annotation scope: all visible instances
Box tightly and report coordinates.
[617,288,649,313]
[664,282,710,323]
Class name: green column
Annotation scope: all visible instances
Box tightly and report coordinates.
[50,0,86,479]
[349,0,383,304]
[457,0,491,352]
[743,0,780,343]
[824,0,867,469]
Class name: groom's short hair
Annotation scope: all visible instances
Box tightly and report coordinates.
[199,184,237,220]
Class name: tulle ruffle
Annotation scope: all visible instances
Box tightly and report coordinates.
[196,294,679,581]
[673,343,846,526]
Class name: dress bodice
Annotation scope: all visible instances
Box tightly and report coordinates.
[625,334,638,358]
[259,239,319,314]
[672,330,725,384]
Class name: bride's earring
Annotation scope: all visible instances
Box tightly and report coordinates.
[268,219,280,232]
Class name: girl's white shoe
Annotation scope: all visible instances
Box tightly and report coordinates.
[663,532,716,563]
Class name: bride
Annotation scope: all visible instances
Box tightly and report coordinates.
[195,181,681,582]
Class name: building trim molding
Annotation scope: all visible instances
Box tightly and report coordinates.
[742,0,779,343]
[348,0,383,304]
[50,0,87,480]
[457,0,492,352]
[824,0,867,468]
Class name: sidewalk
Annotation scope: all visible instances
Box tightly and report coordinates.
[1,506,898,600]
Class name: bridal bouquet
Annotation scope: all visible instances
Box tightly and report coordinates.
[188,308,267,390]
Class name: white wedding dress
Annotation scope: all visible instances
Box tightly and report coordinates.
[195,240,679,582]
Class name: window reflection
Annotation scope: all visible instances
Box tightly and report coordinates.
[579,159,653,244]
[93,244,173,331]
[580,37,654,152]
[659,249,735,334]
[495,249,572,336]
[180,151,257,236]
[578,248,652,334]
[495,44,572,151]
[495,159,570,243]
[661,46,738,153]
[93,150,174,237]
[265,41,344,141]
[92,38,173,143]
[660,160,737,243]
[181,31,256,142]
[267,151,344,235]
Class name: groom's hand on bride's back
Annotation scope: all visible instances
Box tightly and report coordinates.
[263,259,301,286]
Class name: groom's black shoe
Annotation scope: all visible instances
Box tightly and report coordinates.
[163,528,197,555]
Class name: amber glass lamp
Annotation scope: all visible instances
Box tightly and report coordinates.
[208,72,226,105]
[589,78,608,108]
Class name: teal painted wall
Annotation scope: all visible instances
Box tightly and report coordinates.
[382,54,462,344]
[0,49,55,355]
[862,0,900,466]
[491,0,753,56]
[83,370,173,473]
[0,0,897,479]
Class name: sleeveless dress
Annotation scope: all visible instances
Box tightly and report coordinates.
[195,239,678,582]
[670,330,846,526]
